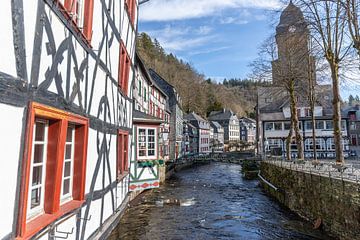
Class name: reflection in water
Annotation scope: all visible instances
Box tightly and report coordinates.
[109,163,329,240]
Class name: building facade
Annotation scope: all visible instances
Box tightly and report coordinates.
[184,122,199,155]
[239,117,256,143]
[149,69,184,160]
[0,0,138,238]
[344,105,360,146]
[208,109,240,143]
[184,112,211,153]
[210,121,225,152]
[257,2,350,159]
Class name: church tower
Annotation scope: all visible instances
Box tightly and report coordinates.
[272,1,316,86]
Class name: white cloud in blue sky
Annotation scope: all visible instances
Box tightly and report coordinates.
[139,0,280,80]
[137,0,360,100]
[140,0,282,22]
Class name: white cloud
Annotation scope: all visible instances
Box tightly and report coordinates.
[145,25,217,51]
[188,46,231,56]
[140,0,283,22]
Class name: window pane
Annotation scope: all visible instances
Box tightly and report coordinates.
[35,122,46,141]
[265,122,273,131]
[31,188,41,209]
[316,121,324,129]
[65,144,72,159]
[33,144,44,163]
[63,179,70,195]
[139,150,146,156]
[66,127,73,142]
[64,161,71,177]
[148,129,155,135]
[139,129,146,135]
[274,123,282,130]
[32,166,43,186]
[148,136,155,142]
[148,150,155,156]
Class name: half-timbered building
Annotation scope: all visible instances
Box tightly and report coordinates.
[149,69,184,160]
[130,53,169,191]
[1,0,138,239]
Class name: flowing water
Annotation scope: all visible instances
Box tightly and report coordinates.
[109,162,330,240]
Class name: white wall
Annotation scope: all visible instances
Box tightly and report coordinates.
[0,1,17,76]
[0,104,24,237]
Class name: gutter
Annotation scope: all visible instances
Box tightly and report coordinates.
[258,170,278,191]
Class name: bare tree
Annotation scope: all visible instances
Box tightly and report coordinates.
[344,0,360,57]
[299,0,352,164]
[251,34,308,160]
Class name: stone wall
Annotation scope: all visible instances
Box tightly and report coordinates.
[260,162,360,240]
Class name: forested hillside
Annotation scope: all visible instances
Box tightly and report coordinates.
[136,33,268,117]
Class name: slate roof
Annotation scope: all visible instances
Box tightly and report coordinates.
[258,85,333,114]
[210,121,224,133]
[135,53,168,98]
[208,109,236,121]
[133,110,163,124]
[184,112,208,129]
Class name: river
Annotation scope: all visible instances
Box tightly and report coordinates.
[109,162,330,240]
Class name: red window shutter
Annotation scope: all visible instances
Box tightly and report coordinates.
[119,42,130,96]
[117,131,129,177]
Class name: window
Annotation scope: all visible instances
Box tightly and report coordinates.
[61,125,75,203]
[325,120,333,130]
[341,120,347,131]
[350,122,356,130]
[125,0,136,24]
[305,108,312,117]
[274,122,282,131]
[265,122,274,131]
[144,87,147,102]
[27,120,48,219]
[316,121,324,130]
[137,127,157,160]
[305,121,313,131]
[305,138,326,151]
[56,0,94,42]
[284,122,291,130]
[17,102,88,239]
[117,131,129,178]
[119,42,131,95]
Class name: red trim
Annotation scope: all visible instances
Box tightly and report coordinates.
[118,41,131,96]
[54,0,94,45]
[83,0,94,42]
[117,130,129,179]
[17,102,89,239]
[125,0,136,25]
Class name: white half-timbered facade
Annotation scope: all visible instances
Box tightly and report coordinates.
[0,0,138,239]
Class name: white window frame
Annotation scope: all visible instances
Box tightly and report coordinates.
[137,127,157,160]
[27,119,49,220]
[61,125,75,204]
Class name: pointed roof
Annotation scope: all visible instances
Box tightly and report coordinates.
[276,1,306,35]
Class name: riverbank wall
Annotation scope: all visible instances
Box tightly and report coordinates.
[260,161,360,240]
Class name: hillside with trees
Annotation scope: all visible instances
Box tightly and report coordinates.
[136,33,267,117]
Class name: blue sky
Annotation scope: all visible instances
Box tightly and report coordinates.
[137,0,359,99]
[138,0,282,81]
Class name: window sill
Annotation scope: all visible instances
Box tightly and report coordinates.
[18,200,84,239]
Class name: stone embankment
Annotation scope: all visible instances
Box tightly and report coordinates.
[259,159,360,240]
